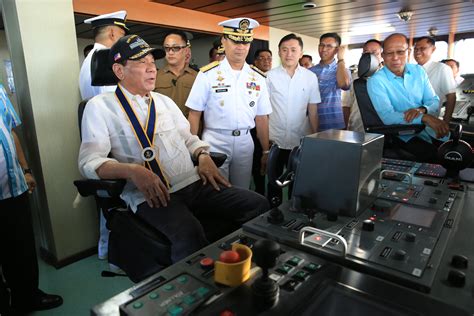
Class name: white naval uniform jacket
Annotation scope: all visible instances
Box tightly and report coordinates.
[186,57,272,131]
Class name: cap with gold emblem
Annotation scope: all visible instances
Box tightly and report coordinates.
[109,34,165,64]
[84,10,129,33]
[218,17,259,43]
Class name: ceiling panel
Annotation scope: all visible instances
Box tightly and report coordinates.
[150,0,474,44]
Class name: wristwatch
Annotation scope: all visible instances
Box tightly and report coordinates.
[23,168,32,175]
[197,150,210,159]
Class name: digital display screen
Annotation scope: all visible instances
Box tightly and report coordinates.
[390,205,436,228]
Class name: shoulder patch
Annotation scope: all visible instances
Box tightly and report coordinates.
[250,65,267,78]
[200,61,220,73]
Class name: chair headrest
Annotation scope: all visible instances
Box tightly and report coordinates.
[91,49,117,86]
[358,53,380,78]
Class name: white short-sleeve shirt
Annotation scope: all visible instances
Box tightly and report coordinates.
[423,60,457,112]
[267,65,321,149]
[186,57,272,130]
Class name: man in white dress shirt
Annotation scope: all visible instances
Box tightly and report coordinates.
[79,35,268,263]
[414,37,457,122]
[186,18,272,189]
[266,33,321,201]
[79,10,128,100]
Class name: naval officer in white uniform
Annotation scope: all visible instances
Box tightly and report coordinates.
[79,10,128,100]
[78,10,128,261]
[186,18,271,189]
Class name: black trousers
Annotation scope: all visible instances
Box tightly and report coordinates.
[267,148,293,203]
[136,181,269,263]
[392,136,443,163]
[251,127,265,195]
[0,192,39,311]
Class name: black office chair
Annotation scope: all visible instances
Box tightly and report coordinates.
[354,53,425,161]
[74,49,229,282]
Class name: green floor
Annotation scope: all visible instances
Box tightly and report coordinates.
[34,256,133,316]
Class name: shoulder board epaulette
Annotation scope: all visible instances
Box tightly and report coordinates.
[200,61,220,73]
[250,65,267,78]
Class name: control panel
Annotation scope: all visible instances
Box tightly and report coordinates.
[93,229,470,316]
[92,158,474,316]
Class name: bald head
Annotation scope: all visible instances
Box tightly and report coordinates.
[382,33,410,77]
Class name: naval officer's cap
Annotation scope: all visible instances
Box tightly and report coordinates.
[219,17,259,43]
[84,10,129,33]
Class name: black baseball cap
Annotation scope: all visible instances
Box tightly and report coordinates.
[109,35,165,64]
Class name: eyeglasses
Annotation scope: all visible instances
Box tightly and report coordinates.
[383,48,408,58]
[163,45,188,53]
[257,57,272,61]
[413,46,432,53]
[318,44,338,50]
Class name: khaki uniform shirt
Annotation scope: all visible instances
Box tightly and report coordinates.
[155,65,197,116]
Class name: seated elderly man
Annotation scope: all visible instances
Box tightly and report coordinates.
[78,35,269,263]
[367,33,450,162]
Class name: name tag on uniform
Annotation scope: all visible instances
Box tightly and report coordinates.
[215,88,228,93]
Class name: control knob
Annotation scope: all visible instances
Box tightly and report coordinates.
[362,219,375,232]
[267,197,284,224]
[451,255,468,269]
[405,232,416,242]
[447,270,466,287]
[393,249,407,261]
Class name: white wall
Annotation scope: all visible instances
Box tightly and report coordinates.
[189,36,220,68]
[3,0,97,261]
[77,37,94,66]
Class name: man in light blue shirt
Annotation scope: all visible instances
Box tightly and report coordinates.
[367,33,450,162]
[1,84,63,313]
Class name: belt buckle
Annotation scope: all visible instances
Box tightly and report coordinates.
[232,130,241,136]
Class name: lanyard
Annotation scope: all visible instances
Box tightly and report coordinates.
[115,85,170,188]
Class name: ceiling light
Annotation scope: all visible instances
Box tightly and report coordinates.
[302,2,317,9]
[397,8,413,22]
[345,24,395,36]
[428,27,438,37]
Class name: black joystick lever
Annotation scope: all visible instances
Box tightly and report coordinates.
[252,239,281,311]
[267,197,285,224]
[303,208,317,226]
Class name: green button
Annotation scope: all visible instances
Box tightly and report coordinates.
[167,305,183,316]
[286,256,303,266]
[303,263,321,273]
[196,287,210,298]
[183,295,196,305]
[163,284,175,291]
[132,301,143,309]
[177,275,188,284]
[276,264,294,275]
[149,292,159,299]
[294,270,310,281]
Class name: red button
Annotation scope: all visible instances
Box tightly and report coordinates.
[199,257,214,270]
[220,310,235,316]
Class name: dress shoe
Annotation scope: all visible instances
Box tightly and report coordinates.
[30,289,63,311]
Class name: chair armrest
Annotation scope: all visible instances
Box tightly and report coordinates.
[192,152,227,168]
[366,124,425,136]
[73,179,126,198]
